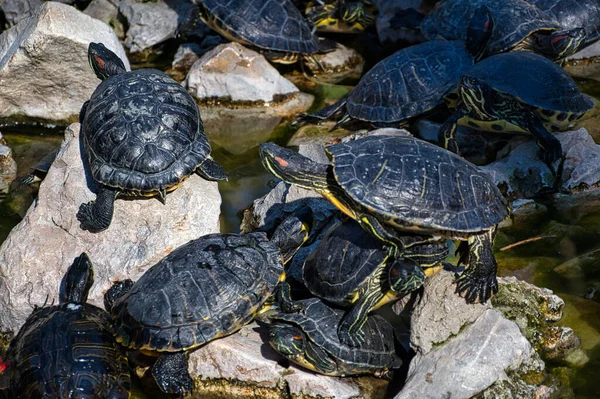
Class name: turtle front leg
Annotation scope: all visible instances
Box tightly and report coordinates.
[196,157,227,181]
[357,214,406,257]
[274,281,302,313]
[522,111,563,174]
[77,186,118,233]
[152,352,193,394]
[455,229,499,304]
[439,108,467,155]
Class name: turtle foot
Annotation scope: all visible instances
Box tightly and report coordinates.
[76,202,107,233]
[152,352,193,394]
[337,320,366,348]
[455,272,498,304]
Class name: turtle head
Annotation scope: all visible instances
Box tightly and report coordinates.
[88,42,127,80]
[542,28,586,61]
[59,253,94,305]
[459,75,495,119]
[260,142,329,191]
[389,257,426,294]
[465,5,494,61]
[269,322,307,358]
[271,208,313,264]
[103,279,134,312]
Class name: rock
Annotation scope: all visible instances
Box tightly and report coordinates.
[565,39,600,81]
[397,309,534,399]
[171,42,204,76]
[409,270,491,354]
[187,323,363,398]
[499,199,549,232]
[0,0,41,27]
[288,123,354,147]
[186,43,301,103]
[118,0,194,53]
[555,247,600,278]
[542,326,589,367]
[0,123,221,334]
[305,43,364,84]
[0,133,17,196]
[84,0,124,40]
[0,2,129,126]
[558,128,600,192]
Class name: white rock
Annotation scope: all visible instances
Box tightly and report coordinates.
[186,43,300,103]
[0,2,129,125]
[0,123,221,333]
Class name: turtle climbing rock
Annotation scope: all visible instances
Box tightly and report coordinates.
[77,42,226,233]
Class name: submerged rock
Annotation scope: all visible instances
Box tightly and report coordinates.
[0,2,129,126]
[0,123,221,334]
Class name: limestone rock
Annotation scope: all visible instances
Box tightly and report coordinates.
[186,43,300,103]
[0,0,41,27]
[0,133,16,196]
[397,309,533,399]
[409,270,490,354]
[118,0,194,53]
[84,0,124,40]
[566,39,600,81]
[0,123,221,333]
[188,323,361,398]
[0,2,129,125]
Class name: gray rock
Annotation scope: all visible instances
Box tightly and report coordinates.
[566,39,600,81]
[0,133,16,196]
[84,0,124,40]
[543,326,589,367]
[305,42,364,84]
[0,123,221,334]
[186,42,300,103]
[409,270,490,354]
[0,0,41,26]
[172,42,203,73]
[0,2,129,125]
[559,128,600,192]
[188,323,360,398]
[119,0,194,53]
[397,309,533,399]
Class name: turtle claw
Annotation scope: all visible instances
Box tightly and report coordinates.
[76,202,97,231]
[337,320,366,348]
[455,272,498,304]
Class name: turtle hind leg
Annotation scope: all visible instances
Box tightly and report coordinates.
[522,111,562,174]
[196,158,227,181]
[152,352,193,395]
[455,229,499,304]
[76,186,118,233]
[297,98,348,125]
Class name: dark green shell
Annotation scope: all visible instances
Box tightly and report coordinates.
[110,232,282,351]
[5,304,130,398]
[271,298,402,375]
[303,218,447,304]
[421,0,559,55]
[201,0,319,54]
[327,135,508,234]
[82,68,211,193]
[465,51,594,113]
[345,40,474,123]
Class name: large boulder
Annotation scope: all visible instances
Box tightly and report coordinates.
[0,1,129,126]
[0,123,221,333]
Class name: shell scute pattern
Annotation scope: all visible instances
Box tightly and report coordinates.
[83,69,210,192]
[110,233,282,351]
[346,41,473,122]
[328,136,507,233]
[202,0,318,53]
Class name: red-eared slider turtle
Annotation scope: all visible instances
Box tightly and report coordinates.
[300,0,376,33]
[260,136,508,319]
[19,148,59,186]
[420,0,586,62]
[77,43,226,233]
[268,297,402,376]
[300,5,493,127]
[104,213,310,394]
[526,0,600,49]
[301,218,448,346]
[190,0,331,64]
[0,253,131,398]
[439,51,594,170]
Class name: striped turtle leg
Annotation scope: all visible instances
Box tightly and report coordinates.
[152,352,193,394]
[521,111,563,173]
[305,340,337,374]
[439,107,467,155]
[76,186,119,233]
[455,229,499,304]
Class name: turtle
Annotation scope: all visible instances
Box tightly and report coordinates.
[77,42,226,233]
[300,217,449,346]
[299,4,493,127]
[185,0,334,64]
[267,297,402,377]
[0,253,131,398]
[438,50,595,171]
[526,0,600,50]
[103,212,310,394]
[260,135,508,324]
[419,0,586,62]
[301,0,377,33]
[18,148,59,186]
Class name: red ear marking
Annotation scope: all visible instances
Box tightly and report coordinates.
[293,335,303,340]
[275,157,289,167]
[484,21,490,31]
[93,54,105,69]
[551,34,569,45]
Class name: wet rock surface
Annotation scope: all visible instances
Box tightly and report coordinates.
[0,133,16,197]
[0,2,129,125]
[0,123,221,333]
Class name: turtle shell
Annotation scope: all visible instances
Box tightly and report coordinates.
[110,232,283,351]
[5,304,130,397]
[421,0,559,56]
[465,51,594,113]
[327,135,509,234]
[200,0,319,54]
[345,40,474,123]
[528,0,600,46]
[82,68,211,193]
[303,218,447,304]
[271,298,402,376]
